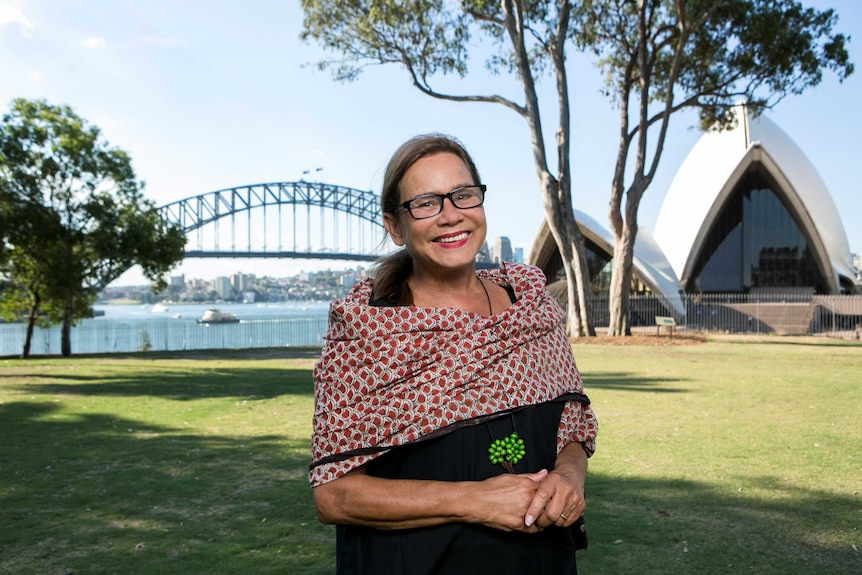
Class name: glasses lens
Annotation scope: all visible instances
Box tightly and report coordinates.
[407,195,443,218]
[404,186,485,219]
[451,186,484,208]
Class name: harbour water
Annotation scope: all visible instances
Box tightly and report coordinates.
[0,301,331,357]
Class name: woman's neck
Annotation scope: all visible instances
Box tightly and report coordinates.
[407,267,490,314]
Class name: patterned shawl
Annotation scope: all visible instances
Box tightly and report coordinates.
[309,262,597,487]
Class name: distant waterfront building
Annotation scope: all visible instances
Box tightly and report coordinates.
[170,275,185,289]
[494,236,513,264]
[214,276,232,300]
[476,241,491,264]
[339,272,358,288]
[513,246,524,264]
[231,272,254,292]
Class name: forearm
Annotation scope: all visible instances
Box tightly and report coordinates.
[313,467,550,532]
[314,471,477,530]
[553,441,588,488]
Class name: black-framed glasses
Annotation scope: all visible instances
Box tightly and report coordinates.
[396,185,487,219]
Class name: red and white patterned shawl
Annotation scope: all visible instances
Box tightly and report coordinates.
[309,262,597,487]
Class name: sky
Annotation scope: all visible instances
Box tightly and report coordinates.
[1,0,860,286]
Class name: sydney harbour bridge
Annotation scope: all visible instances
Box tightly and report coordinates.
[157,181,390,263]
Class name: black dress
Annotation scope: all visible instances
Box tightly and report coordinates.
[334,401,580,575]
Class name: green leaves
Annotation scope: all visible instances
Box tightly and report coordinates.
[300,0,472,84]
[574,0,854,127]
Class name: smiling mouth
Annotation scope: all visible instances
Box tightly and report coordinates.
[435,232,470,243]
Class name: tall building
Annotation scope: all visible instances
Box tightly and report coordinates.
[494,236,513,264]
[513,246,524,264]
[476,241,491,264]
[214,276,232,300]
[231,272,254,292]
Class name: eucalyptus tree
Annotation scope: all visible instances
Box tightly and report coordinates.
[0,98,186,357]
[0,194,69,358]
[300,0,852,337]
[578,0,852,335]
[301,0,598,336]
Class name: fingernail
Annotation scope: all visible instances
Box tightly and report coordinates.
[525,514,534,527]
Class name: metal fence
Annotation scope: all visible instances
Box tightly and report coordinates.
[0,314,331,357]
[3,294,860,357]
[590,293,862,339]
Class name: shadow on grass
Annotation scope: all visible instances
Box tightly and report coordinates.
[580,471,861,575]
[4,398,857,575]
[583,372,690,393]
[9,367,314,400]
[0,400,335,575]
[3,358,858,575]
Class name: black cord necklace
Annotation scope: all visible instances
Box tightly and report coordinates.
[479,278,525,472]
[478,278,492,316]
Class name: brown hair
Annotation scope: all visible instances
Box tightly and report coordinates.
[371,134,481,304]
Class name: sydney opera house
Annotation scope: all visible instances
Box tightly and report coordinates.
[528,105,860,331]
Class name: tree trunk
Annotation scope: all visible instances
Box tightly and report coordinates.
[568,235,595,337]
[559,240,586,336]
[61,294,74,357]
[607,222,637,336]
[545,199,595,337]
[21,294,40,360]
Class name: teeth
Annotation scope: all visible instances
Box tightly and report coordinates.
[437,232,469,243]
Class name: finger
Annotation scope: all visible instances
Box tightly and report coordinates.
[520,468,549,483]
[523,482,555,527]
[556,511,571,527]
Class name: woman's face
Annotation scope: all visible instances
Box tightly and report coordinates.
[383,152,487,275]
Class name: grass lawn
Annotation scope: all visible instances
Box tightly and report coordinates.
[1,337,860,574]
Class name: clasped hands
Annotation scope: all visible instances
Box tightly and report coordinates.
[479,467,585,534]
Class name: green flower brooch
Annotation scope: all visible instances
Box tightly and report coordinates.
[488,432,526,474]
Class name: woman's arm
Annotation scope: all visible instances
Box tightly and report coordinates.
[313,465,550,532]
[523,442,588,528]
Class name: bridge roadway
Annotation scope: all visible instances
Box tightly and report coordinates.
[158,181,387,262]
[183,250,379,262]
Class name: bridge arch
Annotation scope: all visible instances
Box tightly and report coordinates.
[157,181,388,262]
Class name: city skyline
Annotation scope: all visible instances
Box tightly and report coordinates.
[112,235,523,288]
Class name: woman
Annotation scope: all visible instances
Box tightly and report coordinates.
[310,134,598,574]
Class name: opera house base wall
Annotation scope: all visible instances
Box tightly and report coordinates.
[585,294,862,340]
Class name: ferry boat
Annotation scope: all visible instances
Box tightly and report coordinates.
[197,308,240,324]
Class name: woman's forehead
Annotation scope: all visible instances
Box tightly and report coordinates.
[400,153,473,195]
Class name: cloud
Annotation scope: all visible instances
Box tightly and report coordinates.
[81,36,107,49]
[0,1,34,35]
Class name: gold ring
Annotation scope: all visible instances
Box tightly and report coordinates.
[559,513,567,521]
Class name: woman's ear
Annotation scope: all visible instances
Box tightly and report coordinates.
[383,213,405,246]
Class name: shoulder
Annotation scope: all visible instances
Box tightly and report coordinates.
[480,262,548,289]
[505,262,547,283]
[328,277,375,310]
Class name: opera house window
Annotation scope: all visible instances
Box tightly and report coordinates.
[689,172,828,294]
